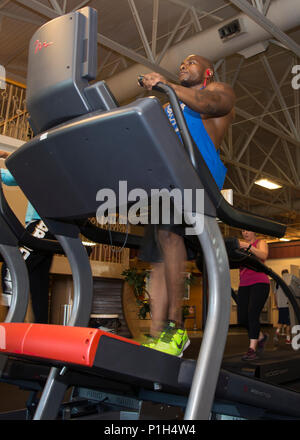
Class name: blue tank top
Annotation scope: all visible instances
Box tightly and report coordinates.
[0,168,40,224]
[165,102,227,190]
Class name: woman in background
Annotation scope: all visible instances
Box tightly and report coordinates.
[238,230,270,361]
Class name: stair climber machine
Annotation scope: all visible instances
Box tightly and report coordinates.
[2,7,300,421]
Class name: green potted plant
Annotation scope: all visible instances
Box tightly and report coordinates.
[123,269,195,321]
[122,268,150,319]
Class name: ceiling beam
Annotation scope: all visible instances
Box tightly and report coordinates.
[97,50,113,75]
[251,0,263,14]
[190,6,202,32]
[0,0,11,9]
[235,106,300,149]
[71,1,92,11]
[294,56,300,166]
[236,166,248,193]
[282,139,300,186]
[151,0,159,58]
[167,0,225,22]
[156,8,189,65]
[128,0,155,62]
[263,0,271,16]
[260,55,299,140]
[228,188,293,214]
[16,0,177,81]
[237,80,291,137]
[222,155,300,190]
[15,0,58,19]
[62,0,67,13]
[231,57,244,88]
[4,43,29,67]
[174,18,193,44]
[229,0,300,58]
[49,0,63,15]
[252,138,295,186]
[245,138,279,195]
[0,10,42,25]
[97,34,178,81]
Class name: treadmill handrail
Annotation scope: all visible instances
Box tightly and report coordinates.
[76,219,142,249]
[153,82,286,239]
[0,179,64,254]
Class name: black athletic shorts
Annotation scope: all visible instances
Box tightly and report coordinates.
[138,208,199,263]
[278,307,291,325]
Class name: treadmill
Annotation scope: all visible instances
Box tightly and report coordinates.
[220,244,300,388]
[3,7,300,420]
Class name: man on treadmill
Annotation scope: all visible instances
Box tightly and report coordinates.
[139,54,235,356]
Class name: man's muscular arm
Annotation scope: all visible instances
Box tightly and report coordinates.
[141,72,235,118]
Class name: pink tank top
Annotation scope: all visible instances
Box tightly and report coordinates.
[239,239,270,286]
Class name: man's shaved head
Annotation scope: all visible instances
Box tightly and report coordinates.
[179,54,214,87]
[188,55,214,72]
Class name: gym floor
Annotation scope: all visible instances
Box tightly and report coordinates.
[0,325,294,415]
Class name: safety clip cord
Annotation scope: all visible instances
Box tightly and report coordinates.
[108,218,130,253]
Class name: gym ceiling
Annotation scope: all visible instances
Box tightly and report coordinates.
[0,0,299,240]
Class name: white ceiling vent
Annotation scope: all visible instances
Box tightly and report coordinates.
[238,41,269,58]
[218,18,247,43]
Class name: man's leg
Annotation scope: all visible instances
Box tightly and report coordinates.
[142,227,189,355]
[148,262,169,337]
[158,229,187,326]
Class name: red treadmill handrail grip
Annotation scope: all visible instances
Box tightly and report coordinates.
[0,323,140,367]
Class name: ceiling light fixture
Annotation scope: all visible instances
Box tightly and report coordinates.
[254,178,282,190]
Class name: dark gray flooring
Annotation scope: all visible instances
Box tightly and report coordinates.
[183,324,284,359]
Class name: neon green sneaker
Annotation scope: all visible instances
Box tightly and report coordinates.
[154,321,190,357]
[141,333,159,349]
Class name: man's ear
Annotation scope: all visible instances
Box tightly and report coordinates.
[203,69,213,87]
[206,69,213,78]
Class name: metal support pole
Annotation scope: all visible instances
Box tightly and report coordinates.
[184,214,231,420]
[33,367,68,420]
[201,260,208,331]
